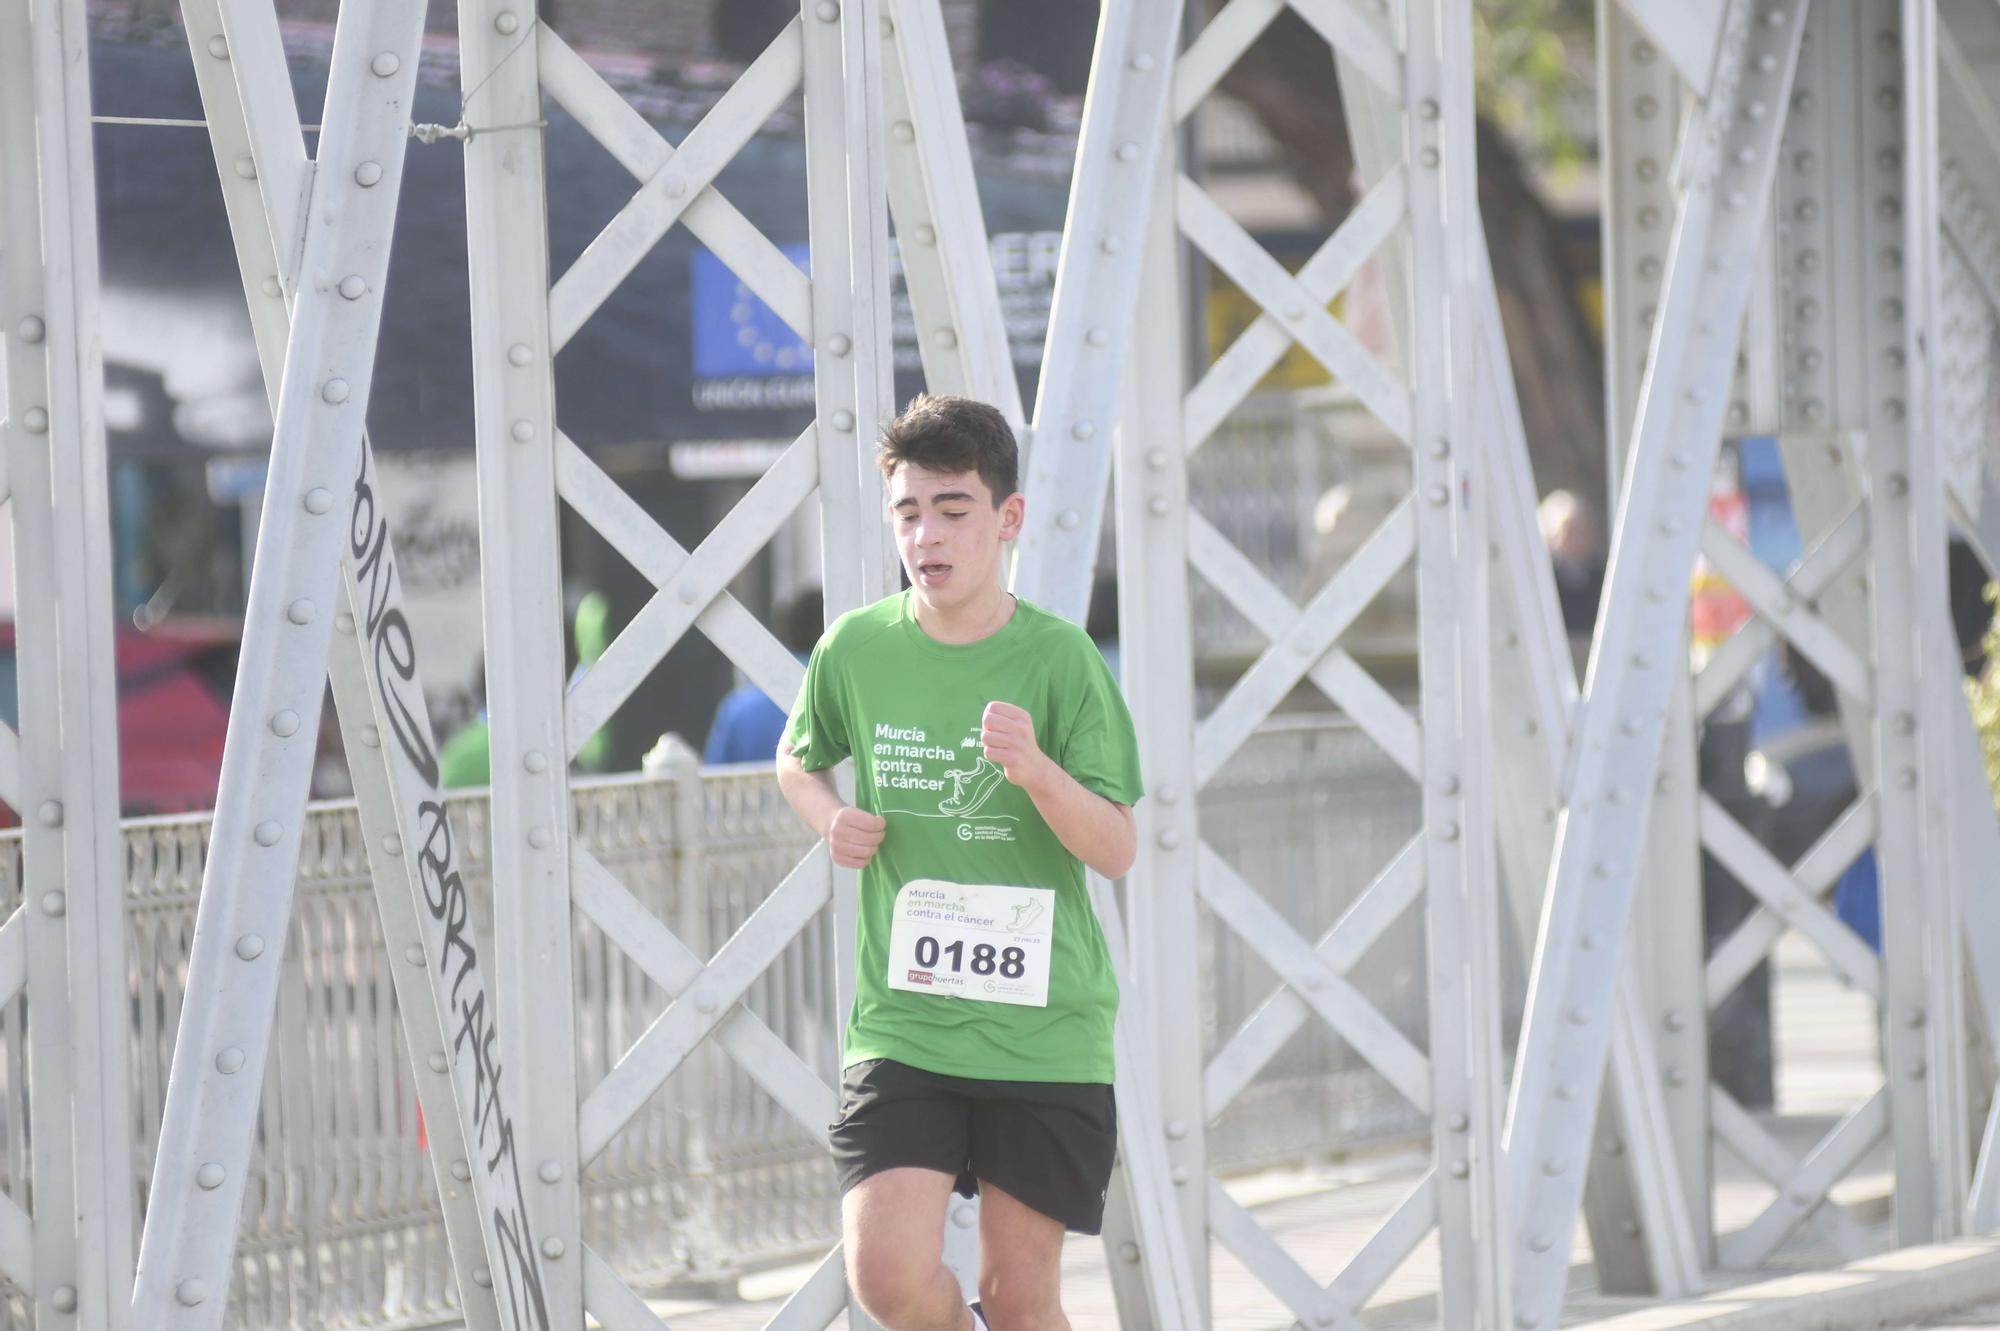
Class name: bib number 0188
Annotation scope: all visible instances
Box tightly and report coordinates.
[912,935,1027,979]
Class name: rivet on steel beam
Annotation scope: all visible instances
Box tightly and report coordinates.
[1171,1167,1189,1185]
[1426,484,1449,506]
[933,328,958,349]
[262,275,283,298]
[1448,1159,1469,1179]
[1905,1007,1925,1028]
[524,750,548,774]
[430,1051,449,1073]
[1437,821,1460,843]
[1635,95,1658,120]
[287,599,316,625]
[1605,1138,1627,1156]
[254,820,283,846]
[271,709,301,738]
[494,10,519,34]
[236,934,265,961]
[825,333,852,356]
[197,1163,226,1190]
[1542,1158,1567,1177]
[383,833,403,855]
[1129,52,1155,73]
[1529,1235,1552,1253]
[51,1287,77,1314]
[1100,233,1124,255]
[321,378,351,405]
[678,580,702,605]
[1157,786,1182,805]
[216,1047,245,1074]
[912,225,936,246]
[40,892,65,918]
[1579,933,1600,951]
[355,161,384,187]
[207,34,229,59]
[541,1237,566,1260]
[1420,147,1440,168]
[891,121,914,142]
[1554,1082,1576,1101]
[695,991,718,1014]
[473,1266,493,1288]
[304,487,334,514]
[1664,1009,1684,1032]
[1157,828,1181,851]
[1448,1112,1469,1132]
[1746,100,1767,120]
[1119,1242,1141,1263]
[511,420,535,442]
[405,943,424,966]
[17,315,44,343]
[1148,496,1169,516]
[815,0,839,18]
[1145,448,1168,470]
[663,174,687,198]
[508,343,532,366]
[1566,1006,1591,1025]
[528,827,552,850]
[338,275,367,300]
[1632,40,1655,64]
[1115,141,1140,163]
[1085,326,1110,347]
[371,52,400,77]
[361,725,381,748]
[1166,1119,1188,1140]
[1909,1059,1927,1081]
[540,1160,564,1183]
[1893,712,1916,735]
[22,407,48,435]
[1665,1066,1687,1087]
[177,1279,209,1307]
[234,155,257,180]
[1055,509,1080,531]
[37,800,63,828]
[452,1159,472,1181]
[1071,421,1096,441]
[831,409,855,432]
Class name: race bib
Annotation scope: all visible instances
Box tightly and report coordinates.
[886,879,1055,1008]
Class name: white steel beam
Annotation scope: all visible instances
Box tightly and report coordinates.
[1116,126,1212,1321]
[879,0,1023,424]
[459,1,583,1322]
[1012,0,1182,621]
[1873,0,1972,1238]
[170,2,544,1324]
[0,2,136,1323]
[1506,7,1810,1325]
[1405,5,1510,1327]
[1616,0,1725,96]
[136,4,563,1325]
[1597,0,1714,1277]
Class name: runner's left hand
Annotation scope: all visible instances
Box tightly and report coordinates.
[981,701,1048,789]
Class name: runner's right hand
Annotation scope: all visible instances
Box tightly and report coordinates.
[827,806,888,869]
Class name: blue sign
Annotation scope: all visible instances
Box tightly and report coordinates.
[691,245,814,379]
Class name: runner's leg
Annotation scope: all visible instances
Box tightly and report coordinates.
[976,1178,1069,1331]
[845,1166,977,1330]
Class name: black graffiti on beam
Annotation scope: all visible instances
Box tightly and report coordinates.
[416,797,552,1331]
[347,441,551,1331]
[350,449,441,790]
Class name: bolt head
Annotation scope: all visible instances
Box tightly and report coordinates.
[37,800,63,828]
[17,315,45,344]
[216,1047,246,1074]
[51,1286,77,1313]
[355,161,384,187]
[206,34,229,59]
[383,833,403,856]
[494,10,519,33]
[524,750,548,774]
[541,1236,566,1259]
[304,487,334,515]
[1115,141,1141,163]
[254,820,283,847]
[235,934,265,961]
[40,892,65,918]
[831,409,856,432]
[539,1160,563,1184]
[337,275,367,300]
[287,599,316,625]
[511,420,535,443]
[233,155,257,180]
[815,1,839,19]
[473,1265,493,1288]
[528,826,552,850]
[406,943,425,965]
[197,1162,226,1190]
[177,1279,209,1307]
[371,52,400,77]
[22,407,49,435]
[825,333,852,356]
[321,378,351,405]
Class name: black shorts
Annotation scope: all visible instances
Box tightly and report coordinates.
[829,1058,1118,1235]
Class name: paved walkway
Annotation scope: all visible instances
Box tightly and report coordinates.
[526,933,1918,1330]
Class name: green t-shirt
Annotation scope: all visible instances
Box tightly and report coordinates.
[783,590,1143,1083]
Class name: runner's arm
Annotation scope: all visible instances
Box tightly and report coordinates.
[1021,762,1136,879]
[777,739,846,838]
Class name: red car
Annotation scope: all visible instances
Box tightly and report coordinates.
[0,617,237,817]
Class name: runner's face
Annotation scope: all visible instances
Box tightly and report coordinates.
[886,466,1023,612]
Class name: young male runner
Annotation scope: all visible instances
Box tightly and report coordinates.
[777,394,1142,1331]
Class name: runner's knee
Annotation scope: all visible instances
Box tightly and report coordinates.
[849,1249,944,1326]
[977,1261,1061,1330]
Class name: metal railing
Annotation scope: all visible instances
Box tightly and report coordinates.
[0,717,1422,1329]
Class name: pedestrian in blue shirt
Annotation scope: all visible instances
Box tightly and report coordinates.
[703,588,823,765]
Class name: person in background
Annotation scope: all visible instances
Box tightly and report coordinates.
[439,589,615,788]
[702,587,824,764]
